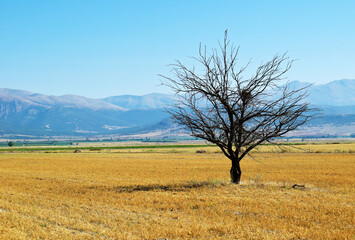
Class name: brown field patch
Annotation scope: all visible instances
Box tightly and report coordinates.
[0,146,354,239]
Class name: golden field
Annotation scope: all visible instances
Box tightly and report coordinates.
[0,143,354,239]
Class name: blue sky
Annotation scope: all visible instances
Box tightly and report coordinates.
[0,0,354,98]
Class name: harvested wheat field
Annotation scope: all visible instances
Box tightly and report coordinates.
[0,144,354,239]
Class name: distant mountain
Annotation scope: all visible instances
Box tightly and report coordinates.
[102,93,177,110]
[0,88,125,111]
[315,105,355,114]
[0,89,169,137]
[103,79,355,110]
[0,79,354,138]
[289,79,355,106]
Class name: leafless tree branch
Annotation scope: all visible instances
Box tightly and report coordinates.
[160,31,316,183]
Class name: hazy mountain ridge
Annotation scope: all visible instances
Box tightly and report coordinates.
[102,93,177,110]
[0,79,354,137]
[102,79,355,109]
[0,88,126,111]
[289,79,355,106]
[0,89,170,136]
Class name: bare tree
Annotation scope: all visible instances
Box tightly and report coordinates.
[161,31,315,184]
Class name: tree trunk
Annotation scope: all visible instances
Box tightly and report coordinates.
[230,160,242,184]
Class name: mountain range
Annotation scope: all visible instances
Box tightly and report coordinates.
[0,79,354,139]
[288,79,355,106]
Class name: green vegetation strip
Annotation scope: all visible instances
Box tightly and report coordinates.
[0,142,312,152]
[0,144,216,152]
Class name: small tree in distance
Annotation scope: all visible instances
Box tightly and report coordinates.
[161,31,315,184]
[8,141,14,147]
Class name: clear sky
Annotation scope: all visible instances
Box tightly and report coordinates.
[0,0,354,98]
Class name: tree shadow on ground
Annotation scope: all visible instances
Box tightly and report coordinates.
[88,180,225,193]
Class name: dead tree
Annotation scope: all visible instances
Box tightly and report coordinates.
[161,31,314,184]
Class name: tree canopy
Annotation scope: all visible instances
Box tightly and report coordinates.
[161,31,315,183]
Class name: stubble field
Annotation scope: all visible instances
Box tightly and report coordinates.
[0,143,354,239]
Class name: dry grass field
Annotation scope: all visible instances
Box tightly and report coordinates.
[0,143,354,239]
